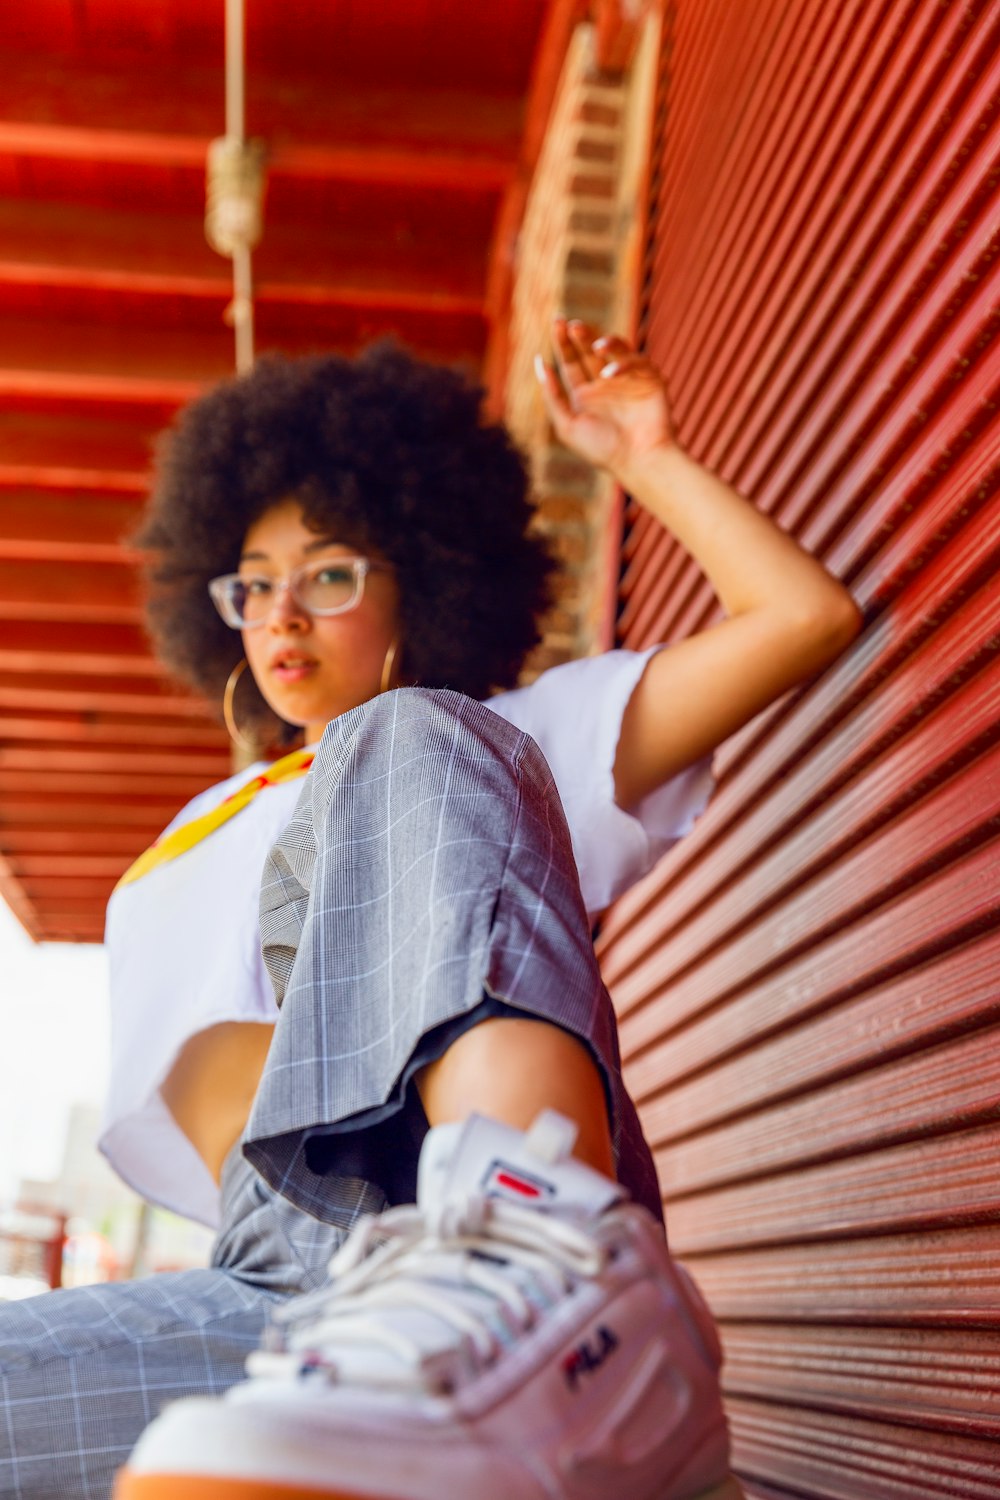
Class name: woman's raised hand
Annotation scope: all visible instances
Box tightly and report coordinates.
[533,324,862,813]
[534,318,673,478]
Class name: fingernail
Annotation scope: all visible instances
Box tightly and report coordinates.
[533,353,547,382]
[599,362,620,378]
[593,336,610,349]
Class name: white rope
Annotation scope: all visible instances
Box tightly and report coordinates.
[205,0,265,372]
[225,0,246,143]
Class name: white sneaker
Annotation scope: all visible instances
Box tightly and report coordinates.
[115,1112,743,1500]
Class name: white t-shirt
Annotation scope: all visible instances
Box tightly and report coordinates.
[100,650,713,1225]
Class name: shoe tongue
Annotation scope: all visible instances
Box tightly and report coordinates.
[418,1111,625,1222]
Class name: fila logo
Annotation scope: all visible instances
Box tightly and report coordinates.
[481,1158,556,1204]
[563,1325,620,1390]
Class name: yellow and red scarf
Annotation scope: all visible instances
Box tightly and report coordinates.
[116,746,315,889]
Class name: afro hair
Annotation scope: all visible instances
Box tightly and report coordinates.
[138,343,556,745]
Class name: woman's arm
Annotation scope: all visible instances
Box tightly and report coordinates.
[161,1021,275,1183]
[535,319,862,809]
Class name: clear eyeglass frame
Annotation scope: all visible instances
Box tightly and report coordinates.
[208,556,391,630]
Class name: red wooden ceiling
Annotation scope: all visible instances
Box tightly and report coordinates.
[0,0,562,943]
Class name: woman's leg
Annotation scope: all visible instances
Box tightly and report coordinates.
[0,1270,270,1500]
[245,686,661,1222]
[416,1014,615,1175]
[0,1153,343,1500]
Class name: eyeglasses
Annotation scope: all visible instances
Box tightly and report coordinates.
[208,556,392,629]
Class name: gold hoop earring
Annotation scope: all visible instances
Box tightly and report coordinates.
[223,658,257,755]
[379,637,400,695]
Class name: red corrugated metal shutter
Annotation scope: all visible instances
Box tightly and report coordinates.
[597,3,1000,1495]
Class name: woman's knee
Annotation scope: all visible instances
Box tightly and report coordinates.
[318,686,528,803]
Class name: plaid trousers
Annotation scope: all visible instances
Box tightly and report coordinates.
[0,688,659,1498]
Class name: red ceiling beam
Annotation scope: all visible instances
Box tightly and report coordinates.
[0,369,201,410]
[0,539,139,565]
[0,121,208,168]
[0,122,513,194]
[0,401,167,460]
[0,796,190,823]
[0,682,211,717]
[0,375,199,417]
[0,860,38,939]
[0,262,484,319]
[0,495,144,546]
[0,620,157,661]
[0,827,167,854]
[0,284,488,344]
[0,558,140,611]
[0,770,221,799]
[0,747,228,776]
[14,854,135,879]
[0,306,486,390]
[0,260,230,301]
[19,892,109,913]
[0,715,227,748]
[2,163,500,261]
[26,923,104,943]
[23,892,112,908]
[0,649,163,678]
[24,904,138,931]
[0,601,143,625]
[271,143,511,192]
[19,897,111,915]
[0,313,232,384]
[0,461,149,492]
[0,43,529,156]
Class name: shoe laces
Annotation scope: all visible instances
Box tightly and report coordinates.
[253,1196,610,1395]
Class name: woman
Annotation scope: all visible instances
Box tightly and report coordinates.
[0,321,860,1500]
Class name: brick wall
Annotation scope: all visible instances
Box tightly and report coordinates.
[505,16,659,671]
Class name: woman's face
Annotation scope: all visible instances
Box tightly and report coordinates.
[240,497,401,742]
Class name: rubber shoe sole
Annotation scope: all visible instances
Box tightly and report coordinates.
[114,1470,746,1500]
